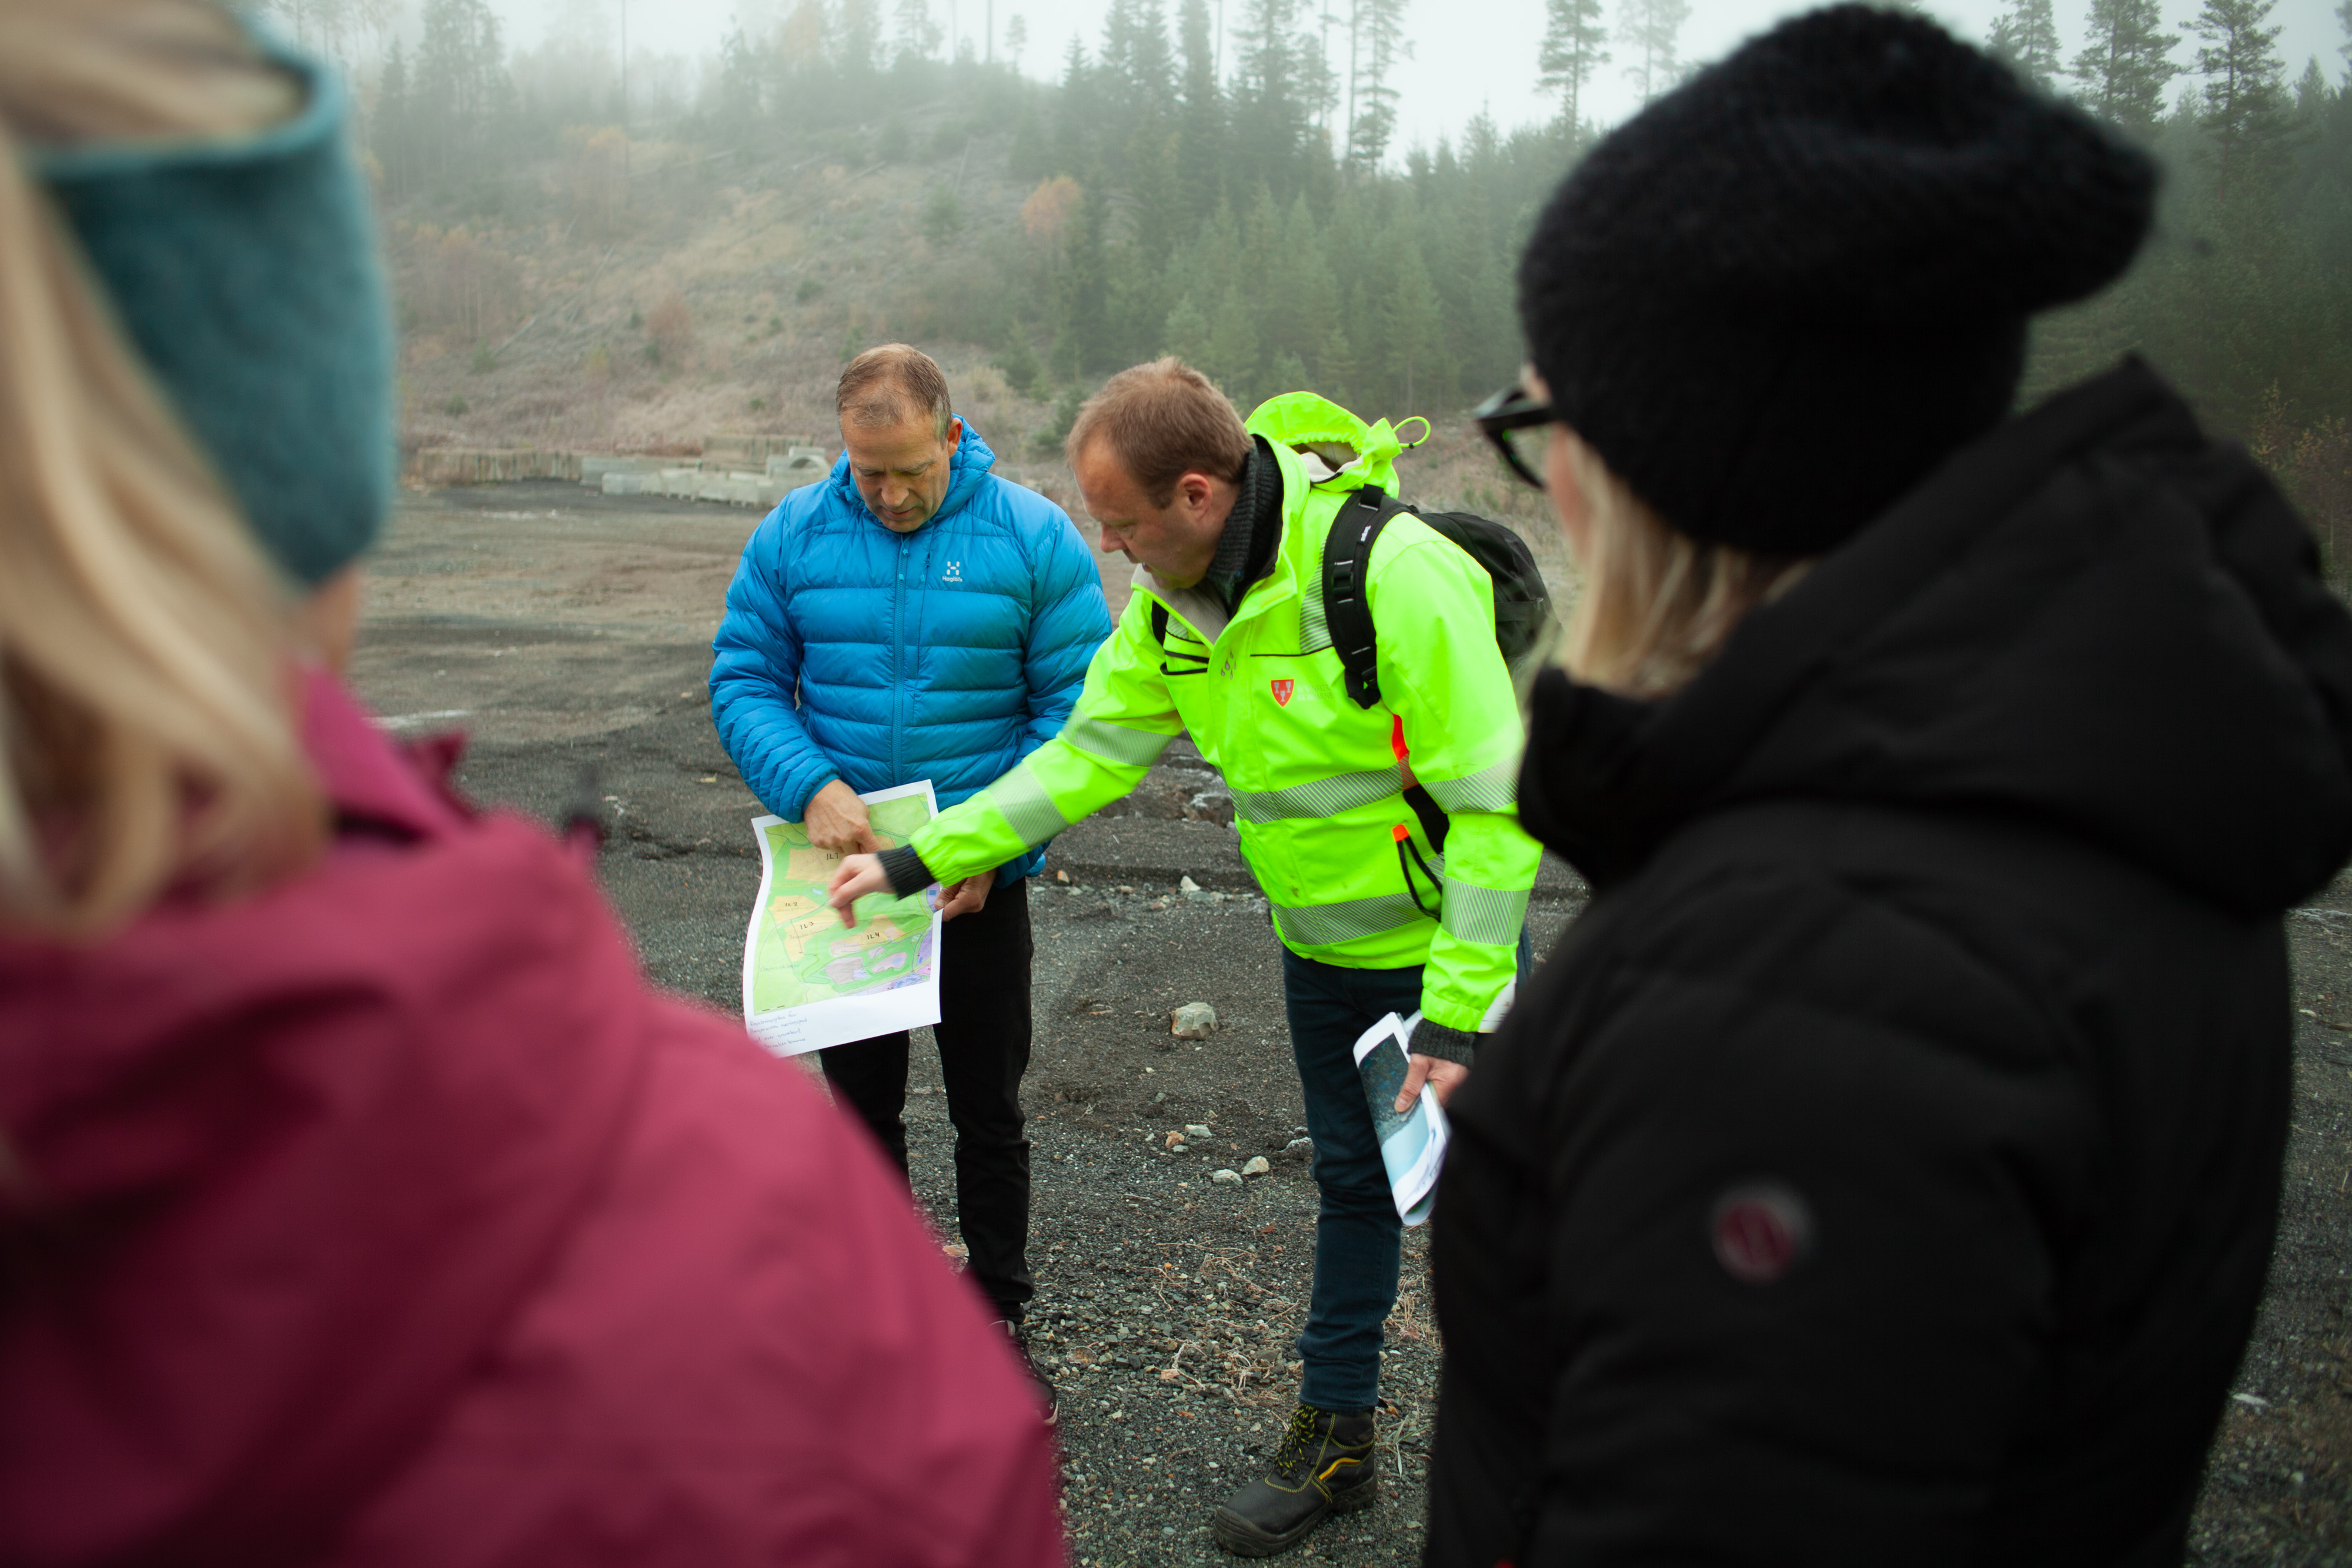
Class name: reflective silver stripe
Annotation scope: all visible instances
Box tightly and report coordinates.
[1441,879,1531,947]
[1422,759,1518,814]
[1298,579,1332,653]
[1234,765,1404,824]
[990,769,1070,844]
[1063,716,1174,768]
[1272,890,1429,946]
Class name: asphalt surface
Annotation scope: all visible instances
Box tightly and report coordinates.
[350,480,2352,1565]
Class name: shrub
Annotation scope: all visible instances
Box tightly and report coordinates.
[994,339,1042,398]
[470,342,497,375]
[646,292,691,363]
[922,188,964,245]
[1031,385,1083,457]
[796,278,823,303]
[443,394,468,416]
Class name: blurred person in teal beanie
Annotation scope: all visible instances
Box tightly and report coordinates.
[0,6,1066,1564]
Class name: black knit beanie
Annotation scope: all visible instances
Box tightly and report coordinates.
[1518,4,2157,556]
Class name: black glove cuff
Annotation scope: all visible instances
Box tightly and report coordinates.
[877,844,936,899]
[1412,1020,1480,1066]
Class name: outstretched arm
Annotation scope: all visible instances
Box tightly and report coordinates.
[830,593,1182,922]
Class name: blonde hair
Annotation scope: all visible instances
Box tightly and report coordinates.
[1557,429,1812,700]
[0,0,323,938]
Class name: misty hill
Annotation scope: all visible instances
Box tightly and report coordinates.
[356,0,2350,563]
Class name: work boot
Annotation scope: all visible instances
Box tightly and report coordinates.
[995,1319,1057,1426]
[1211,1403,1377,1556]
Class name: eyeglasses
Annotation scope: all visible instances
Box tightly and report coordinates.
[1473,383,1552,490]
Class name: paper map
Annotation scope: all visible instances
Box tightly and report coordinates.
[741,780,942,1056]
[1353,1011,1449,1226]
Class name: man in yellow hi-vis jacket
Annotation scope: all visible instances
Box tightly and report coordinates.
[830,358,1540,1557]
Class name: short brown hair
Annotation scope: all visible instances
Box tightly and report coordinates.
[837,343,953,438]
[1065,357,1251,506]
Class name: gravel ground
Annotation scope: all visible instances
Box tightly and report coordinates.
[352,480,2352,1564]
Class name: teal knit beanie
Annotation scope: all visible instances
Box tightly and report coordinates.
[32,41,393,587]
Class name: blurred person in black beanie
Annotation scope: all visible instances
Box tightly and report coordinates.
[1424,6,2352,1565]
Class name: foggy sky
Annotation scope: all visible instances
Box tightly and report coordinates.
[500,0,2346,155]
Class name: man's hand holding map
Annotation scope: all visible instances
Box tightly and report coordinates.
[741,781,943,1057]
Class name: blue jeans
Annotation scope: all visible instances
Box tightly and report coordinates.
[1284,932,1532,1413]
[1283,951,1424,1413]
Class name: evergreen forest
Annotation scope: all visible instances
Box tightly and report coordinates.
[300,0,2350,539]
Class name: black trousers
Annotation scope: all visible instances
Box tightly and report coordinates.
[819,878,1034,1320]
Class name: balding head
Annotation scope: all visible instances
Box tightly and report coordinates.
[837,343,954,440]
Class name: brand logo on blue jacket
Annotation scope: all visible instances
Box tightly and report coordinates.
[943,560,964,583]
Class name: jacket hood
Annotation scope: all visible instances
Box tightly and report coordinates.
[1521,358,2352,917]
[826,418,997,529]
[0,678,650,1563]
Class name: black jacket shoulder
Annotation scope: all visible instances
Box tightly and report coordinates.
[1426,361,2336,1567]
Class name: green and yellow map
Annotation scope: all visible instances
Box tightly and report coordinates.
[741,784,943,1055]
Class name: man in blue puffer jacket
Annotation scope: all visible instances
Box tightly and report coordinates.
[711,345,1113,1402]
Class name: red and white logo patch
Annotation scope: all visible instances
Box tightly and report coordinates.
[1270,678,1295,706]
[1710,1181,1815,1285]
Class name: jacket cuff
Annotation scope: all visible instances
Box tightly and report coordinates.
[1412,1020,1480,1066]
[877,844,937,898]
[784,773,840,824]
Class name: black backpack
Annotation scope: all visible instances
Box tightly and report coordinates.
[1320,483,1556,709]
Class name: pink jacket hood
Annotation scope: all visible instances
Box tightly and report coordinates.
[0,676,1061,1567]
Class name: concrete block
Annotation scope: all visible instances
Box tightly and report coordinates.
[601,470,664,496]
[418,447,575,486]
[580,455,660,489]
[660,467,703,499]
[698,472,771,506]
[766,447,831,479]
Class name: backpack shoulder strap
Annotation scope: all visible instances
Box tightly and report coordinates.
[1322,483,1408,709]
[1151,601,1170,646]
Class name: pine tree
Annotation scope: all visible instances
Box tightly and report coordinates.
[1162,295,1214,363]
[414,0,507,180]
[1376,236,1448,414]
[1987,0,2063,92]
[1053,178,1114,376]
[1615,0,1690,103]
[895,0,944,65]
[1345,0,1409,173]
[714,25,764,131]
[1206,279,1262,400]
[1175,0,1227,213]
[373,36,412,196]
[837,0,884,75]
[1537,0,1609,137]
[1231,0,1313,193]
[1054,39,1097,176]
[1005,13,1028,68]
[2071,0,2177,127]
[2186,0,2292,200]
